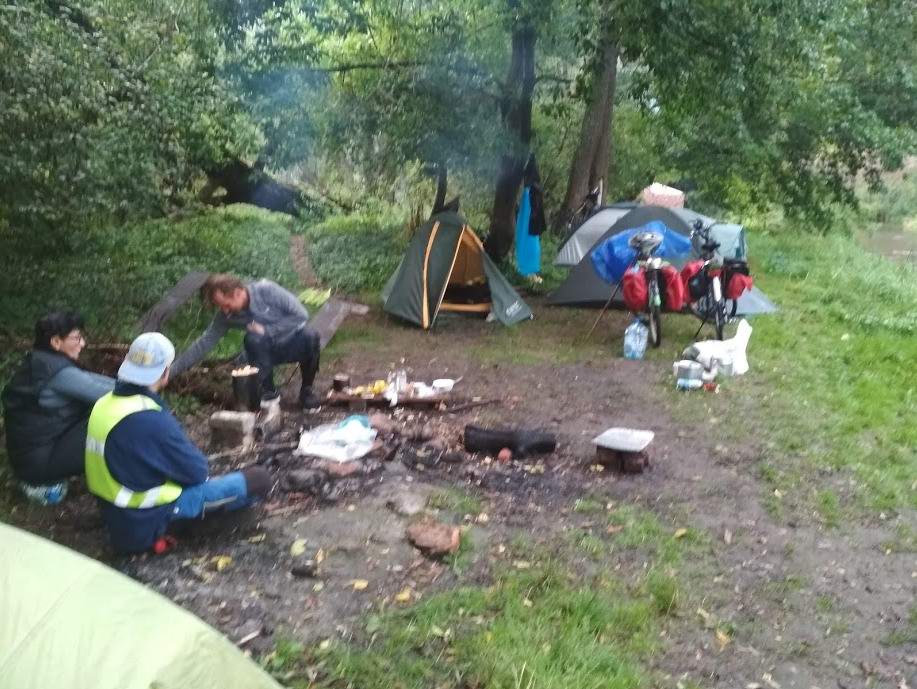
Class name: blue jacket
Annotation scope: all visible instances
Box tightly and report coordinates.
[99,382,209,554]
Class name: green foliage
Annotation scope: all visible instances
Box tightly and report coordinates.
[301,210,407,293]
[630,0,917,225]
[0,1,258,236]
[645,570,679,615]
[0,205,297,342]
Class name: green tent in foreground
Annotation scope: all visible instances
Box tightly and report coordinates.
[0,523,282,689]
[382,211,533,329]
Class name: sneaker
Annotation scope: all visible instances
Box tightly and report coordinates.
[299,387,322,411]
[19,481,68,505]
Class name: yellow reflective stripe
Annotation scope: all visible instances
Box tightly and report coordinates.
[113,486,133,508]
[137,487,161,509]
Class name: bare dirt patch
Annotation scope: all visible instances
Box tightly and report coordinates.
[5,302,915,687]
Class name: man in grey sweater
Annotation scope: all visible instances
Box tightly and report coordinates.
[171,274,322,409]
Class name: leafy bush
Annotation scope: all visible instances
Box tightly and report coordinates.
[302,210,408,294]
[0,204,297,341]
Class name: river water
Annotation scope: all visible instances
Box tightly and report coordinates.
[859,223,917,266]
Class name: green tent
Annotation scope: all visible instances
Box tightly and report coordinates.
[382,212,533,329]
[0,523,282,689]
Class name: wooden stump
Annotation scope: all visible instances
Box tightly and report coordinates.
[595,447,650,474]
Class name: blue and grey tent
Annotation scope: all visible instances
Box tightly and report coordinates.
[548,205,777,316]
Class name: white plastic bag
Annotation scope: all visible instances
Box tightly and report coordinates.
[295,415,377,462]
[683,319,753,375]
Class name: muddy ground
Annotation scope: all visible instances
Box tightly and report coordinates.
[5,303,916,688]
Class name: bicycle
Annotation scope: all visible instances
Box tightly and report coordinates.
[627,231,665,348]
[686,221,739,340]
[562,182,603,239]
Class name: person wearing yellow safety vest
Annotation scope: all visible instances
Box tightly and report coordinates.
[86,332,271,554]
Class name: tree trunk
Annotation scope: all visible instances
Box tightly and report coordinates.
[556,39,618,230]
[590,46,618,190]
[485,21,536,261]
[431,163,448,215]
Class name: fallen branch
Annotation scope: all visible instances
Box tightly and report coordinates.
[444,399,499,415]
[236,630,261,647]
[207,441,298,462]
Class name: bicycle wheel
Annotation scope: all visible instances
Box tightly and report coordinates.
[649,303,662,347]
[689,291,726,340]
[648,274,662,347]
[713,299,725,340]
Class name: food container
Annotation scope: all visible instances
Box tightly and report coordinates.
[231,366,261,412]
[432,378,456,393]
[673,360,704,381]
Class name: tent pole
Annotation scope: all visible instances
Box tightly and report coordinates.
[582,279,622,342]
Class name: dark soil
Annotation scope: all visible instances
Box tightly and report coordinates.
[5,303,915,687]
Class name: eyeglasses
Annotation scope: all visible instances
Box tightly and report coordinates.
[64,332,86,343]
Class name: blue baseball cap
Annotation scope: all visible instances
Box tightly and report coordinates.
[118,332,176,386]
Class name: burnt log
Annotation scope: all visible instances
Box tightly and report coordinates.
[463,424,556,458]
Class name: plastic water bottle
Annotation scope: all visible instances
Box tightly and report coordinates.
[623,319,649,360]
[19,481,68,506]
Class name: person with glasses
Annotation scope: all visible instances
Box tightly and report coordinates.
[2,311,114,502]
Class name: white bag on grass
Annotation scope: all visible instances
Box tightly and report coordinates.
[683,319,753,375]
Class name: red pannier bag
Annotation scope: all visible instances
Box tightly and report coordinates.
[622,267,648,311]
[660,264,686,311]
[680,260,705,300]
[726,273,753,299]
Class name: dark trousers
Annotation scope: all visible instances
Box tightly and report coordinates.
[243,326,320,395]
[15,418,87,485]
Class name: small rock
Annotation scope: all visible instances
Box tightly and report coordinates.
[290,560,319,578]
[369,413,395,435]
[406,520,461,557]
[386,490,427,517]
[284,469,327,493]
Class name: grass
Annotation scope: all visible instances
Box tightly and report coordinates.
[427,487,483,518]
[659,214,917,518]
[572,496,604,514]
[290,561,659,689]
[882,603,917,646]
[265,504,700,689]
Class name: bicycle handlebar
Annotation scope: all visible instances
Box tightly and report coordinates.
[690,222,720,255]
